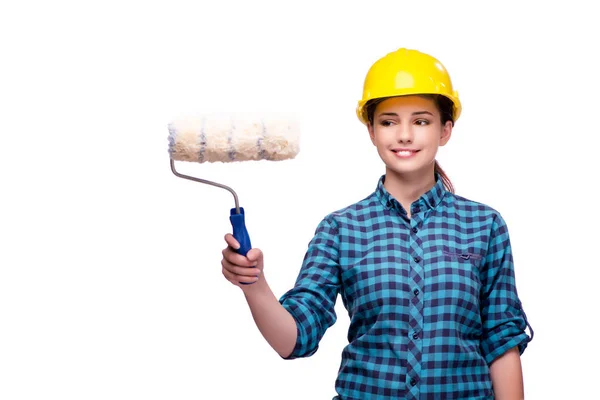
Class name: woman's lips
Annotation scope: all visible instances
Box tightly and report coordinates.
[392,149,419,158]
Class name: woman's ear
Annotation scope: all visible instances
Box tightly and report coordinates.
[439,120,453,146]
[368,123,376,144]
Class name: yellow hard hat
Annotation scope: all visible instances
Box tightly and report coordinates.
[356,48,461,125]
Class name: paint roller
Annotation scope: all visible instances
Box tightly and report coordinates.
[168,112,300,260]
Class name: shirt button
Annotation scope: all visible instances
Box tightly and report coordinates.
[386,201,392,208]
[413,288,420,296]
[413,206,420,213]
[412,227,418,233]
[413,257,420,263]
[412,332,420,340]
[410,378,417,386]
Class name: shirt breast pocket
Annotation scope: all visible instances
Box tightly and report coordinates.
[426,250,484,333]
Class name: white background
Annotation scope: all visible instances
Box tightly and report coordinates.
[1,1,598,399]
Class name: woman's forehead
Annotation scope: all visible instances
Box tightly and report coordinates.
[377,95,437,112]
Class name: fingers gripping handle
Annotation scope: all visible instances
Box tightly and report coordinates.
[229,208,256,285]
[230,207,252,256]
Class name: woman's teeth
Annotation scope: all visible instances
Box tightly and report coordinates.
[395,150,417,157]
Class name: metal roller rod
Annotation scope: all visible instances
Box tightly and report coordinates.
[170,159,241,214]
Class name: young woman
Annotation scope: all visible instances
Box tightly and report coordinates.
[220,48,533,400]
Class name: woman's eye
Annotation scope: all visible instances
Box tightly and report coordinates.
[380,120,394,127]
[415,119,429,126]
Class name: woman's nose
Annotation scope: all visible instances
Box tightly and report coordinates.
[396,125,413,143]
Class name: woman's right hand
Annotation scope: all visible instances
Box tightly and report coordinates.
[221,233,264,287]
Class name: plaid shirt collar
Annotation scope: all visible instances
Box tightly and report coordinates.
[374,172,447,214]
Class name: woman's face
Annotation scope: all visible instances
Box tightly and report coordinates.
[368,95,452,178]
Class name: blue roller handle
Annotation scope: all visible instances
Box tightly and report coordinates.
[229,207,256,285]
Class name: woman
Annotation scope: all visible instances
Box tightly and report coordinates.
[220,48,533,399]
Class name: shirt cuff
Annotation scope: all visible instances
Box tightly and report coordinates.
[482,330,530,365]
[279,302,318,360]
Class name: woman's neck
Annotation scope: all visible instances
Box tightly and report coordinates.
[384,167,436,215]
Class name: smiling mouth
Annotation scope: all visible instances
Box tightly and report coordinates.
[392,149,420,157]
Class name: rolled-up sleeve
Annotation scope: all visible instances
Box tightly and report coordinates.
[278,216,341,359]
[480,213,533,365]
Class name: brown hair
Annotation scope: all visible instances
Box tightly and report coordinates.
[365,95,455,193]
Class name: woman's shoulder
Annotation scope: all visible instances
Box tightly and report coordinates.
[445,191,508,227]
[325,191,380,221]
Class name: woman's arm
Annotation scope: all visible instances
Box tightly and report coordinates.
[489,346,524,400]
[242,274,298,358]
[221,235,298,358]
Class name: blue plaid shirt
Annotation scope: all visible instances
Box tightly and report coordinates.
[279,174,533,399]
